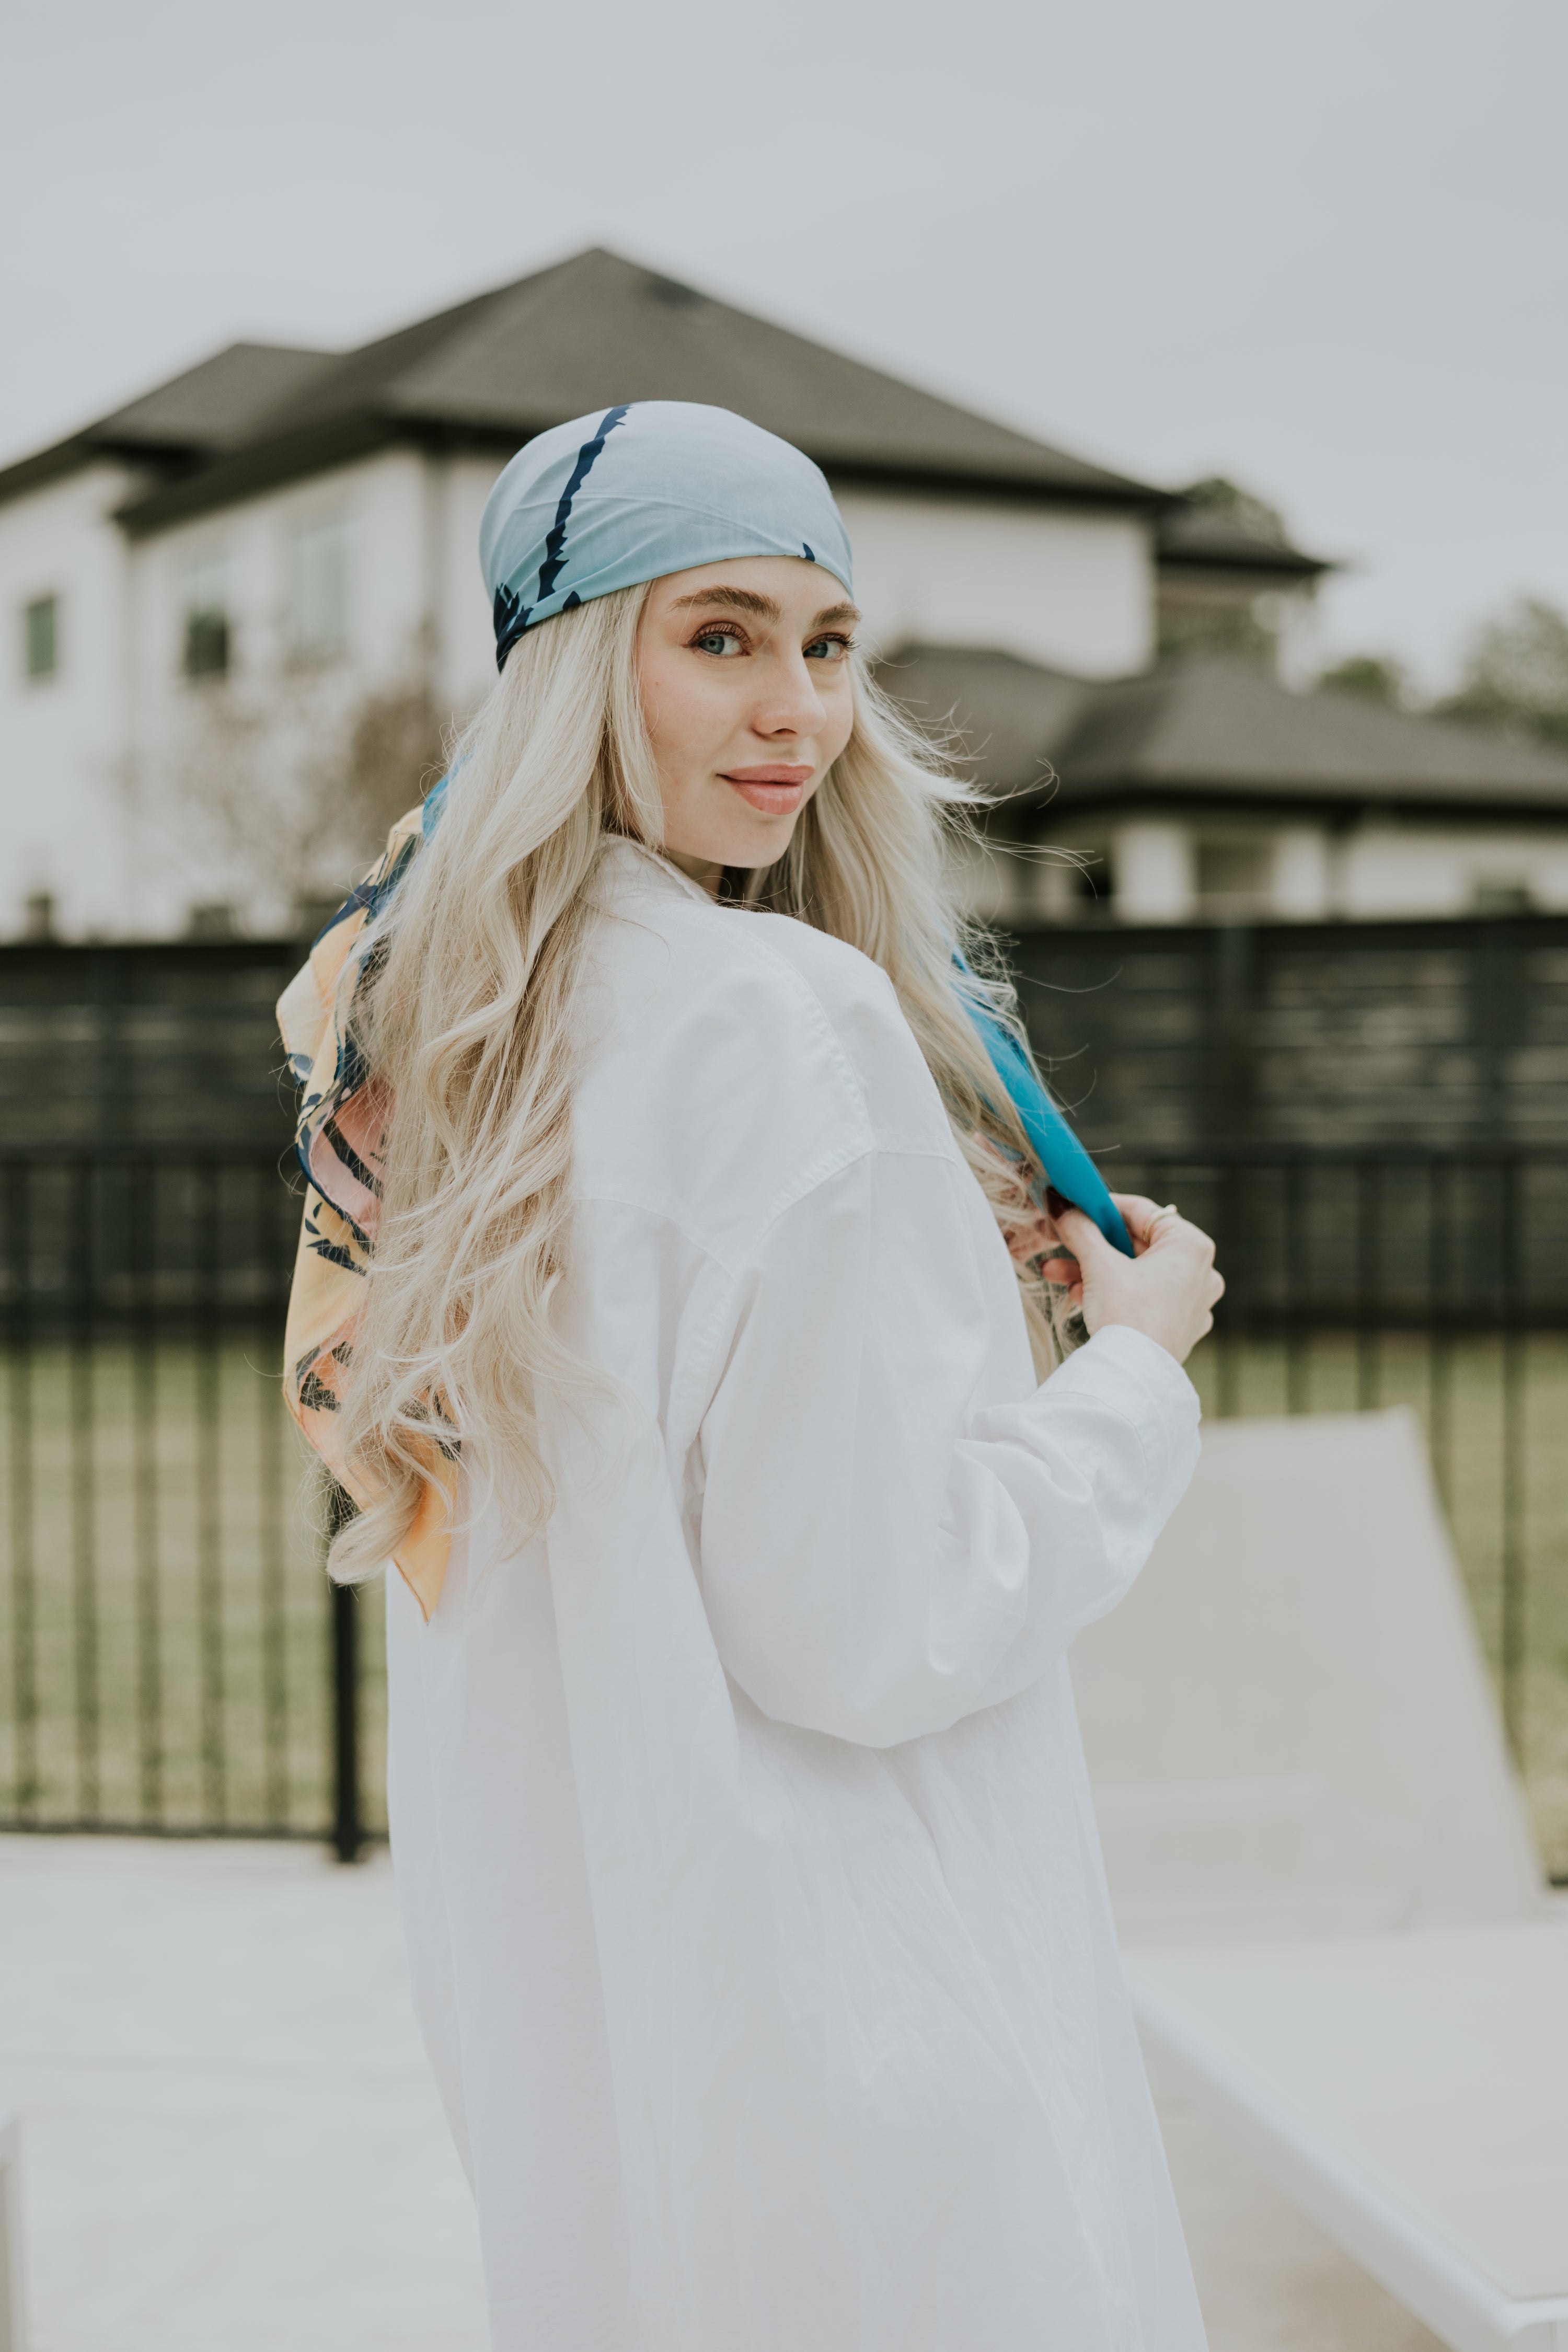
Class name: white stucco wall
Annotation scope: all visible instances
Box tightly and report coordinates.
[1337,821,1568,917]
[432,454,512,712]
[0,441,514,938]
[128,444,432,706]
[965,812,1568,928]
[832,487,1155,678]
[1272,826,1334,918]
[0,459,145,937]
[1112,822,1197,921]
[121,447,443,933]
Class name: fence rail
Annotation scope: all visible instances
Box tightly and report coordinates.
[3,1145,1566,1875]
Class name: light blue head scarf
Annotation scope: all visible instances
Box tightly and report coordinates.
[471,398,1132,1258]
[480,401,854,669]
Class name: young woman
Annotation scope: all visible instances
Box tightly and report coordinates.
[279,401,1223,2351]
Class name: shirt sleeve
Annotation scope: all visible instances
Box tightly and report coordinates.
[695,1146,1201,1749]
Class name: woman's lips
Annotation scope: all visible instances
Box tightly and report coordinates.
[721,765,813,815]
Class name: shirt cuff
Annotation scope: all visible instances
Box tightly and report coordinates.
[1045,1321,1203,1514]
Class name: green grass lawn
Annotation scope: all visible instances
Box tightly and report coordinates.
[2,1333,1565,1875]
[0,1341,384,1840]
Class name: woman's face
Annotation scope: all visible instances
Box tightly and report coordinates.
[636,556,859,887]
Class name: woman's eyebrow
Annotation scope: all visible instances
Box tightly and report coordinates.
[670,587,782,620]
[667,588,862,629]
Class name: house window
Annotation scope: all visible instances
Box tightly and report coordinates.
[182,555,230,680]
[1196,838,1273,916]
[289,518,349,661]
[24,594,59,679]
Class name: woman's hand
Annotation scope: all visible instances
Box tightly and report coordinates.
[1040,1194,1224,1365]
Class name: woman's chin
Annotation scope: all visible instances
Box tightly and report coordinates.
[675,816,800,873]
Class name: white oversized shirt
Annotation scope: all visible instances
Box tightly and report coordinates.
[386,839,1208,2352]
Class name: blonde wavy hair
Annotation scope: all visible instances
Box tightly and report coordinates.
[329,583,1065,1584]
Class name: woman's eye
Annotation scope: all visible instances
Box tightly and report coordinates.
[692,629,744,656]
[804,635,852,662]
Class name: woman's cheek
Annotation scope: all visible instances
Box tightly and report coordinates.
[827,678,856,759]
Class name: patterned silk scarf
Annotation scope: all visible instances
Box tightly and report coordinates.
[276,800,454,1621]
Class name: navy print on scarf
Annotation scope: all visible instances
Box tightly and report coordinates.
[536,405,630,603]
[493,582,528,671]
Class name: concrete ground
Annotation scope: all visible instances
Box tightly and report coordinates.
[0,1835,1445,2351]
[0,1837,486,2352]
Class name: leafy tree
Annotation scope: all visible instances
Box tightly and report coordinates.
[1178,475,1292,547]
[1157,599,1277,669]
[166,671,449,936]
[343,685,447,850]
[1436,597,1568,747]
[1317,654,1411,709]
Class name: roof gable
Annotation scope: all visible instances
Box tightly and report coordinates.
[102,246,1164,534]
[373,249,1153,494]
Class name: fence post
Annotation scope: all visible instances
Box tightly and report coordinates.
[1499,1157,1526,1766]
[330,1579,362,1864]
[325,1479,362,1864]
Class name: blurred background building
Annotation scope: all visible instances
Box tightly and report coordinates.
[6,245,1567,951]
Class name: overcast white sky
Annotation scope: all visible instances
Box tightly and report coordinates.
[5,0,1563,689]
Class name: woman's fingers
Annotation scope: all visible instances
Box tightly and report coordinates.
[1106,1193,1167,1247]
[1109,1192,1191,1252]
[1052,1205,1119,1270]
[1048,1198,1226,1364]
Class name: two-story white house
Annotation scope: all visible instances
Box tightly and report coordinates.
[5,243,1564,939]
[0,247,1173,938]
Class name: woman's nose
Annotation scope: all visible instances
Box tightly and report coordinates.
[751,654,828,738]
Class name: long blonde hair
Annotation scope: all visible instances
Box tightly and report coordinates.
[329,583,1060,1584]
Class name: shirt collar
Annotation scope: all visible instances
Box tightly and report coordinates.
[596,835,718,909]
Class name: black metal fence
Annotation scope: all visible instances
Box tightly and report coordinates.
[3,1145,1566,1875]
[0,1148,374,1861]
[1012,912,1568,1153]
[1110,1145,1568,1836]
[8,915,1566,1156]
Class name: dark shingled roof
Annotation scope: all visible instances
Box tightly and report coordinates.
[0,343,338,505]
[878,645,1568,817]
[90,343,338,454]
[0,247,1169,531]
[873,644,1093,792]
[341,249,1155,492]
[1156,503,1332,582]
